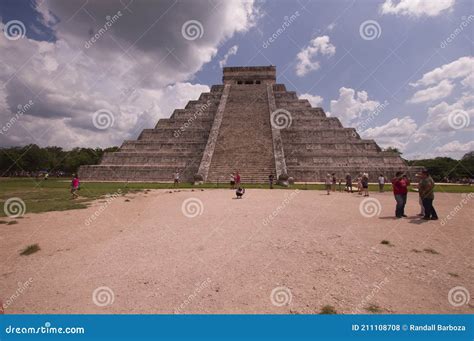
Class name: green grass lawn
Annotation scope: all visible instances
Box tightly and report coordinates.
[0,178,472,217]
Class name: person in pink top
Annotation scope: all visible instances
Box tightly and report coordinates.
[71,174,80,199]
[235,171,241,187]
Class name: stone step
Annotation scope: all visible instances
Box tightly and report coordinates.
[101,153,200,165]
[120,141,205,154]
[79,164,200,181]
[138,129,210,141]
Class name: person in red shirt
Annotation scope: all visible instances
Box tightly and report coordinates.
[235,171,241,187]
[70,174,80,199]
[391,171,410,218]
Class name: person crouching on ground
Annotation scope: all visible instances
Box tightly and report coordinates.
[391,171,410,218]
[419,170,438,220]
[71,174,80,199]
[236,186,245,199]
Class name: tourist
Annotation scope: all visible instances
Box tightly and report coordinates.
[331,173,337,192]
[357,173,363,195]
[325,174,331,195]
[362,173,369,197]
[413,174,425,216]
[345,173,353,193]
[230,172,235,189]
[70,174,80,199]
[391,171,410,218]
[173,169,180,188]
[268,174,274,189]
[419,170,438,220]
[338,178,343,192]
[235,171,241,187]
[378,174,385,192]
[236,186,245,199]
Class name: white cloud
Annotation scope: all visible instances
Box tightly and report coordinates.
[0,1,258,148]
[435,140,474,158]
[328,87,380,125]
[380,0,455,17]
[461,72,474,89]
[362,116,418,151]
[295,35,335,77]
[300,93,323,107]
[218,45,239,68]
[422,93,474,132]
[408,79,454,104]
[410,56,473,87]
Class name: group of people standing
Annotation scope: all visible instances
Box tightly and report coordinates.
[326,170,438,220]
[107,167,438,220]
[327,173,374,196]
[391,170,438,220]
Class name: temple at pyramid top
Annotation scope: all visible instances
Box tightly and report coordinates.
[79,65,419,183]
[223,66,276,84]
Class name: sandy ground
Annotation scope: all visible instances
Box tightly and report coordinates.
[1,188,473,314]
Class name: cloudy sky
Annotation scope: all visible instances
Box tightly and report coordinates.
[0,0,472,159]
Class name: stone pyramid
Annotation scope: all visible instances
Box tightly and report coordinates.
[79,66,414,183]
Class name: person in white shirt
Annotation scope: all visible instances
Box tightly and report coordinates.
[378,174,385,192]
[173,170,180,188]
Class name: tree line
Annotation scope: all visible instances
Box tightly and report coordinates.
[0,144,472,182]
[0,144,119,176]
